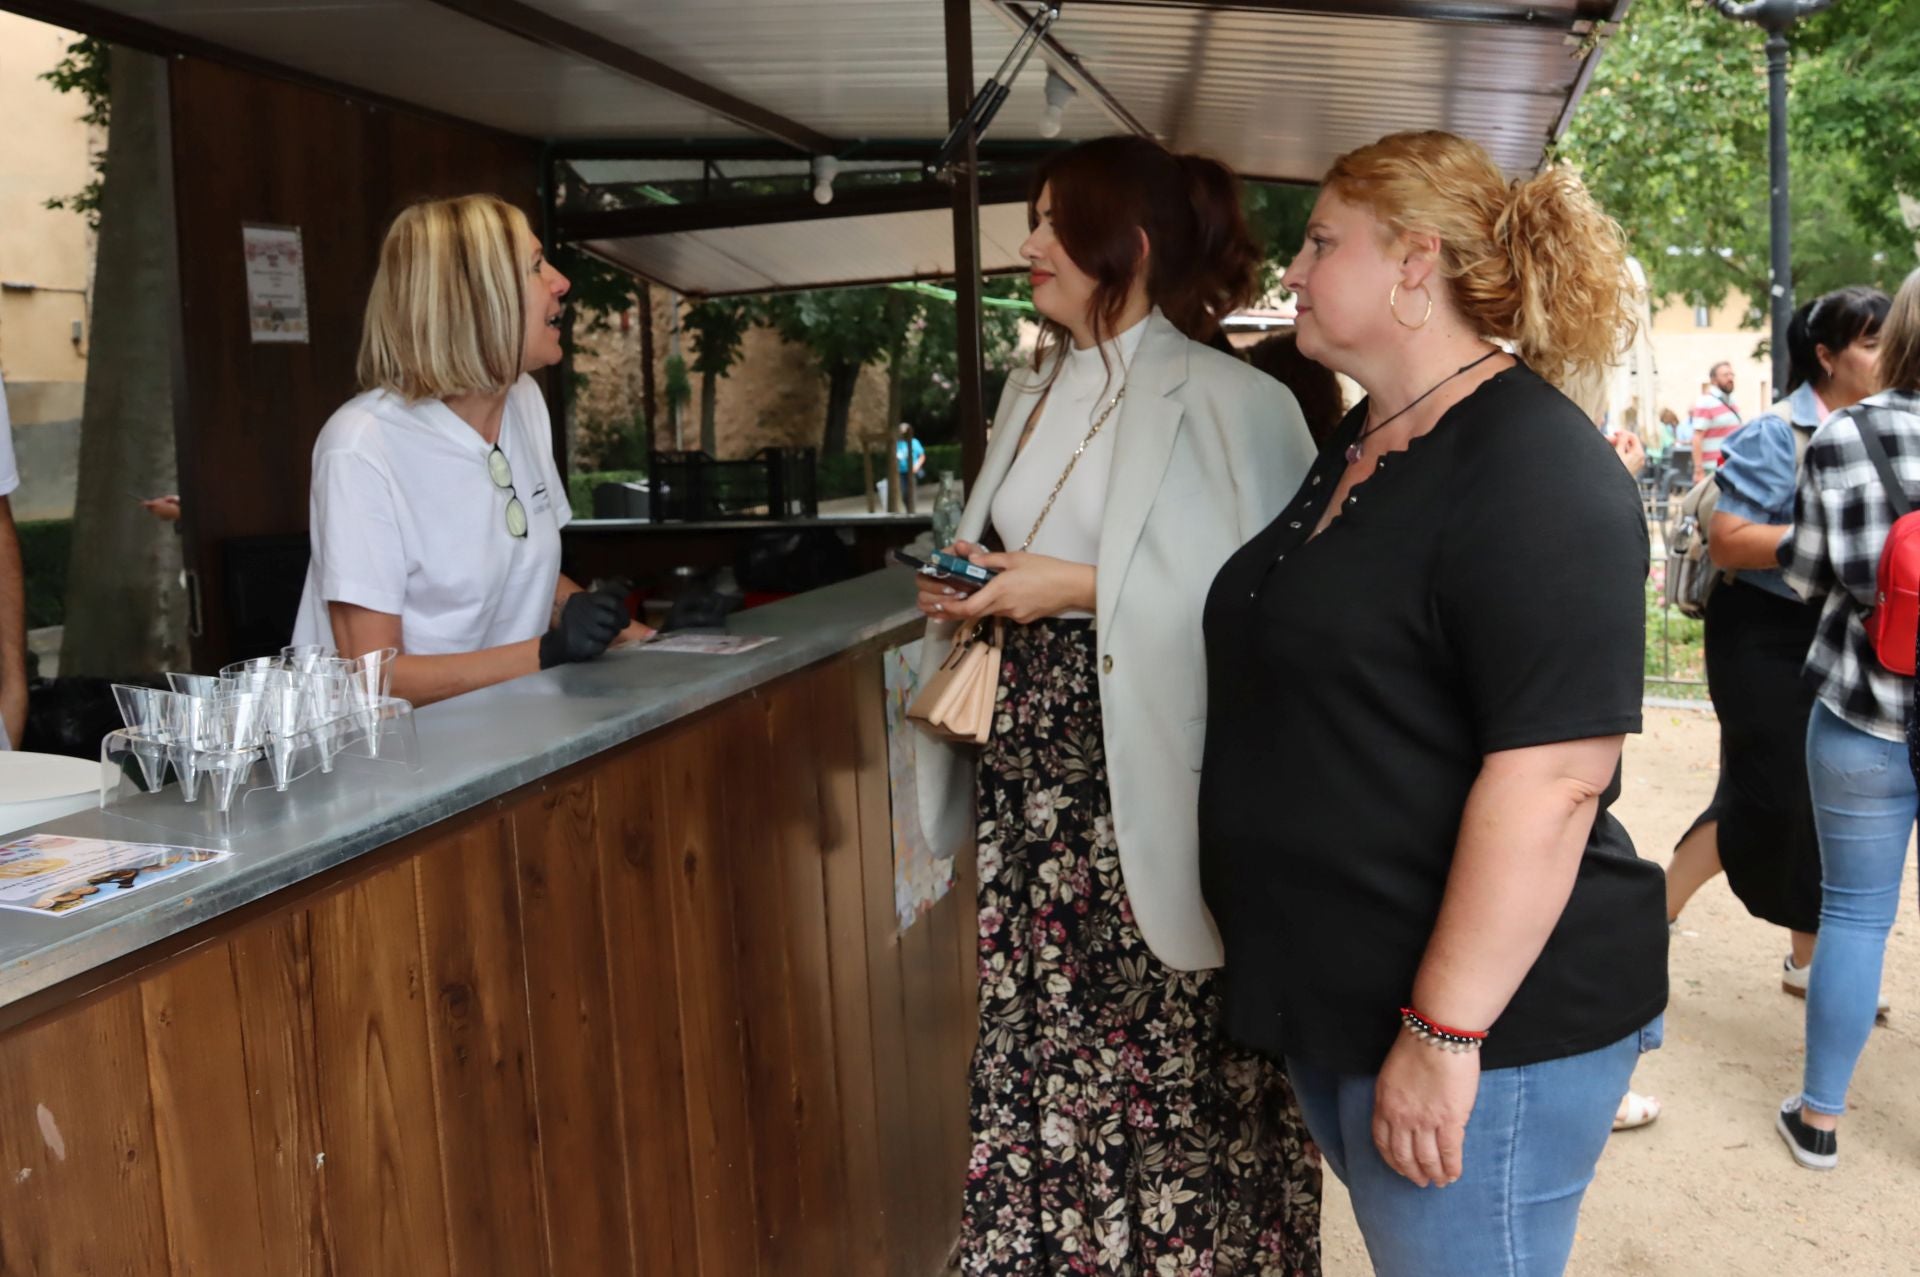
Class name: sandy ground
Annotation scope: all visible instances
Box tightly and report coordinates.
[1318,706,1920,1275]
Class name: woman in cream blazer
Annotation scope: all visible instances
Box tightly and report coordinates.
[916,135,1318,1276]
[917,314,1313,967]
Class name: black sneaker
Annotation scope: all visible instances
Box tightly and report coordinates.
[1776,1097,1838,1171]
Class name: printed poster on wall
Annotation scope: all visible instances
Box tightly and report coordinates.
[882,640,955,930]
[242,223,309,344]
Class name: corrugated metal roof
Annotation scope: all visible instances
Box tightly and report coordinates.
[584,200,1034,296]
[15,0,1625,290]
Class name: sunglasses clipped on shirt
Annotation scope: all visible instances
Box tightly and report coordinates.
[487,444,529,539]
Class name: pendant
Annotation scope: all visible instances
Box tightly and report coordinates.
[1345,442,1363,464]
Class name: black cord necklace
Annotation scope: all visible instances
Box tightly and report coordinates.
[1345,349,1501,464]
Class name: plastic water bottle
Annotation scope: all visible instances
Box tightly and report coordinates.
[932,472,964,548]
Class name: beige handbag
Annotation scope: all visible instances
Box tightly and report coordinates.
[908,616,1004,744]
[908,376,1127,746]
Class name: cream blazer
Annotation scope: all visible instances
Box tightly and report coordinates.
[916,312,1316,970]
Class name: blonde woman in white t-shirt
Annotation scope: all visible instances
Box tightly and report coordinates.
[291,195,648,705]
[912,136,1319,1276]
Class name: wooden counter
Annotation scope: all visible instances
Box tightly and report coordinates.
[0,585,976,1276]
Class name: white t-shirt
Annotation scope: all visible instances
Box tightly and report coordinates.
[0,379,22,498]
[990,315,1147,617]
[292,376,570,655]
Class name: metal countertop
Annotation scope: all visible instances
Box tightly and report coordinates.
[0,570,922,1014]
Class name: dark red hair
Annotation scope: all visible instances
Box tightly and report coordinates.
[1027,135,1260,376]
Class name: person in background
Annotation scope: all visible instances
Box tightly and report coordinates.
[0,378,26,748]
[895,422,926,483]
[1692,360,1742,481]
[915,134,1320,1275]
[1776,266,1920,1171]
[1202,130,1666,1277]
[139,495,181,522]
[1668,288,1890,988]
[291,194,649,706]
[1247,329,1347,446]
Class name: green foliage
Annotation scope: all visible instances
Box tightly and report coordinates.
[663,354,692,412]
[814,444,963,502]
[1243,182,1320,296]
[890,277,1030,444]
[39,36,108,230]
[553,248,647,331]
[1557,0,1920,316]
[1645,575,1707,696]
[684,299,752,377]
[19,519,73,631]
[567,469,648,520]
[754,288,903,381]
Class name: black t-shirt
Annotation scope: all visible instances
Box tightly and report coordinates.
[1200,364,1669,1074]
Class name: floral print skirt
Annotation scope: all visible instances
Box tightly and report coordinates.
[960,619,1321,1277]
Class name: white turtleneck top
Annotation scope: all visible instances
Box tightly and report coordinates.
[989,315,1149,617]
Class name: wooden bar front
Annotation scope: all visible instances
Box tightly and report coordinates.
[0,647,978,1276]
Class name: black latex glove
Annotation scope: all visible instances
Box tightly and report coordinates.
[539,591,626,669]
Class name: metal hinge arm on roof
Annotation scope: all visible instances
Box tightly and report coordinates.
[930,2,1062,175]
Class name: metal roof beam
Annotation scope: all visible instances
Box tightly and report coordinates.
[556,172,1034,242]
[982,1,1155,138]
[1071,0,1618,32]
[419,0,839,154]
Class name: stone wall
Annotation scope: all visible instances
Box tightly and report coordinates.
[570,291,894,468]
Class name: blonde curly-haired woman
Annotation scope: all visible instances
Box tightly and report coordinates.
[1200,131,1668,1277]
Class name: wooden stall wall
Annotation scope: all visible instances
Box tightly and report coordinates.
[0,648,978,1276]
[166,56,543,671]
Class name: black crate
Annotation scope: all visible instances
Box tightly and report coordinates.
[647,448,818,522]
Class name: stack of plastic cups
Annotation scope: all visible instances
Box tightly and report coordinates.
[163,673,222,803]
[110,684,172,792]
[335,648,397,759]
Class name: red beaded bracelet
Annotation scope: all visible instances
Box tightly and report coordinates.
[1400,1006,1489,1045]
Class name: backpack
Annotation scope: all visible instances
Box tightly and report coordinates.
[1851,410,1920,676]
[1664,397,1806,620]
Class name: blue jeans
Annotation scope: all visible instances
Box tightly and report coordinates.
[1802,700,1919,1115]
[1287,1021,1657,1277]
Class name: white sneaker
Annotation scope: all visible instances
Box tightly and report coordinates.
[1782,955,1890,1018]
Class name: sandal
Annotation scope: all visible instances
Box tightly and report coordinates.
[1613,1089,1662,1132]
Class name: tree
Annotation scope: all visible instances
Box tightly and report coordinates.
[1556,0,1919,316]
[755,289,906,454]
[39,36,108,229]
[58,45,191,675]
[682,299,752,455]
[1243,181,1319,296]
[892,277,1030,443]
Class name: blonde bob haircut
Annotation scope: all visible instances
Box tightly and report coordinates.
[1323,131,1637,396]
[357,194,530,401]
[1878,268,1920,396]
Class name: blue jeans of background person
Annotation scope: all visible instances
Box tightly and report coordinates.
[1802,700,1919,1115]
[1287,1021,1656,1277]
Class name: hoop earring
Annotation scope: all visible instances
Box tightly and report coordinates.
[1390,282,1433,330]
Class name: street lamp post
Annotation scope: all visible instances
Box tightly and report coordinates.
[1710,0,1833,394]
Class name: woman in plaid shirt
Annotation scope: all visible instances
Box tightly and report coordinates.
[1776,267,1920,1170]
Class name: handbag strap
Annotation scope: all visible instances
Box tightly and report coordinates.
[1852,407,1914,520]
[1017,373,1129,552]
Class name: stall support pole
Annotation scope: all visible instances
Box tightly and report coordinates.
[945,0,989,488]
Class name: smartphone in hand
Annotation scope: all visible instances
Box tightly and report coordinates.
[893,548,999,590]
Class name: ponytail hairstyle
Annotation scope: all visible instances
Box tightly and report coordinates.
[1321,130,1636,394]
[1785,285,1891,394]
[1027,136,1260,380]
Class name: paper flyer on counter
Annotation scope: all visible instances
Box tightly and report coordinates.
[0,834,231,917]
[626,633,779,656]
